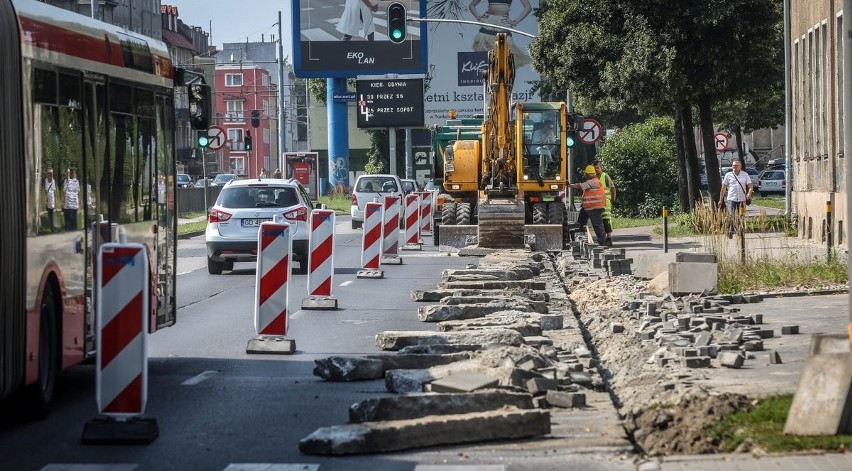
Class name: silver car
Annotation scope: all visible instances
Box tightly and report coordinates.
[205,178,313,275]
[349,174,403,229]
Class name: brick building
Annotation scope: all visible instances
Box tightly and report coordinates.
[215,65,274,178]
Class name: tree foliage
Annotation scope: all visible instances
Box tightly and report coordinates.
[596,116,678,218]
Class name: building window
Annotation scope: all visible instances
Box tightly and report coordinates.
[228,128,245,151]
[263,128,270,144]
[225,74,243,87]
[225,100,244,122]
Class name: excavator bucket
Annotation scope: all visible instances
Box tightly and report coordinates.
[477,198,525,248]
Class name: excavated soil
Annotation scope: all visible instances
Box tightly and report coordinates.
[557,255,753,456]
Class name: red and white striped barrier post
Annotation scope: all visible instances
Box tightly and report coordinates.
[419,191,433,235]
[382,195,402,264]
[246,220,296,354]
[302,209,338,310]
[402,193,422,250]
[82,243,157,445]
[357,201,384,279]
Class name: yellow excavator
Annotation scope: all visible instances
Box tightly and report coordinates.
[440,33,569,249]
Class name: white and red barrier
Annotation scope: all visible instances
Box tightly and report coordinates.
[382,195,401,258]
[96,243,149,417]
[307,209,335,297]
[403,193,421,247]
[254,221,291,336]
[419,191,433,234]
[361,201,383,270]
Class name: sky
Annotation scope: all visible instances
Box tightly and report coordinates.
[169,1,295,59]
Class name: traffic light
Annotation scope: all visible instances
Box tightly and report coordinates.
[566,112,584,132]
[387,2,406,44]
[566,133,576,148]
[251,109,260,128]
[244,130,252,151]
[188,83,211,130]
[197,130,210,148]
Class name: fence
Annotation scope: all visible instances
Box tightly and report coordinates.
[177,186,223,214]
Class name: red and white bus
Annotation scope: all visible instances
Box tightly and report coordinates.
[0,0,200,417]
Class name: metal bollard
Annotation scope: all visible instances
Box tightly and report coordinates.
[662,207,669,253]
[739,203,746,264]
[826,200,833,259]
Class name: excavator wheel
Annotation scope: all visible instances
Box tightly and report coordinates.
[457,203,472,225]
[442,202,457,225]
[532,202,547,225]
[546,203,564,225]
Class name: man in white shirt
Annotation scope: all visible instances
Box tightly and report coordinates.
[45,168,56,232]
[63,168,80,231]
[717,160,753,239]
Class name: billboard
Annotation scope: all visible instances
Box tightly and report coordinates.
[356,78,425,128]
[292,0,428,77]
[424,0,540,125]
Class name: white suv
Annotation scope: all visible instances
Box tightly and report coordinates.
[350,174,403,229]
[206,178,314,275]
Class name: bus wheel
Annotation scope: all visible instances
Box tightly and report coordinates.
[27,285,59,419]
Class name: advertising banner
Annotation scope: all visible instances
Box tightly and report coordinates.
[424,0,540,125]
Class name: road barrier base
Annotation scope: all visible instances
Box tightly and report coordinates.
[401,243,422,251]
[356,269,384,279]
[301,297,338,310]
[246,336,296,355]
[81,416,159,445]
[382,255,403,265]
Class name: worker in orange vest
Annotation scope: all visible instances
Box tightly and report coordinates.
[568,165,607,245]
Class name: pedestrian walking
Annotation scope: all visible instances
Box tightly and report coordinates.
[569,165,607,245]
[593,159,617,246]
[718,160,753,238]
[45,168,56,232]
[62,168,80,231]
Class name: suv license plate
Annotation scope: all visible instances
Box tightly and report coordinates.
[241,218,271,227]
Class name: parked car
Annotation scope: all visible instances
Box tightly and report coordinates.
[195,178,210,188]
[401,178,418,195]
[757,170,786,196]
[210,173,238,187]
[424,179,441,193]
[205,178,314,275]
[744,168,760,186]
[350,174,403,229]
[176,173,193,188]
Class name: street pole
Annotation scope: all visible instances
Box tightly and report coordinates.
[844,0,852,334]
[405,129,413,180]
[784,0,792,220]
[202,149,208,211]
[389,127,397,176]
[277,11,286,171]
[566,90,575,209]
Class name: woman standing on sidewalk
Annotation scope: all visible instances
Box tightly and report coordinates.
[718,160,753,239]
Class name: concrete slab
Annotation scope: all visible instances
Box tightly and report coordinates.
[675,252,717,263]
[402,243,423,251]
[375,329,525,351]
[430,371,500,393]
[299,408,551,456]
[301,297,338,310]
[349,390,534,423]
[381,255,403,265]
[246,336,296,355]
[312,356,385,381]
[356,269,384,279]
[668,261,718,295]
[524,224,563,251]
[784,352,852,435]
[439,224,477,249]
[632,252,677,280]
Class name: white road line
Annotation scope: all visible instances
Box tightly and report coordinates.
[181,370,218,386]
[224,464,320,471]
[290,310,305,320]
[339,280,353,287]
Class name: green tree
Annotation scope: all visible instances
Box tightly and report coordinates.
[531,0,783,209]
[596,116,678,218]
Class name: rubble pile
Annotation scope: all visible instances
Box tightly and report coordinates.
[301,250,619,456]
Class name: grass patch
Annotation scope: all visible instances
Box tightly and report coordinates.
[178,220,207,236]
[179,211,206,219]
[752,195,785,210]
[318,194,351,214]
[610,216,662,230]
[707,395,852,453]
[717,255,847,293]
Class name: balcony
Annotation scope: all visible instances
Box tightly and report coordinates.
[224,112,245,123]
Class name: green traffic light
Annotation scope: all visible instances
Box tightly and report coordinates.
[198,135,210,148]
[392,29,403,40]
[566,135,576,148]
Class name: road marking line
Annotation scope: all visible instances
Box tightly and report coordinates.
[181,370,218,386]
[290,310,305,320]
[224,465,320,471]
[339,280,353,287]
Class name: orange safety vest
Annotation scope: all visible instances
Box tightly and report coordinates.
[582,177,606,210]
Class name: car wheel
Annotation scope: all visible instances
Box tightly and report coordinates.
[351,219,362,230]
[433,223,440,246]
[207,256,224,275]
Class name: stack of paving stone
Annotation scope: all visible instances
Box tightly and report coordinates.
[567,237,633,277]
[300,251,611,455]
[615,292,799,370]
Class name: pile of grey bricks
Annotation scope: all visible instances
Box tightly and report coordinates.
[568,236,633,277]
[617,292,799,369]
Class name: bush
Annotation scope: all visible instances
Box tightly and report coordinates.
[596,116,678,217]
